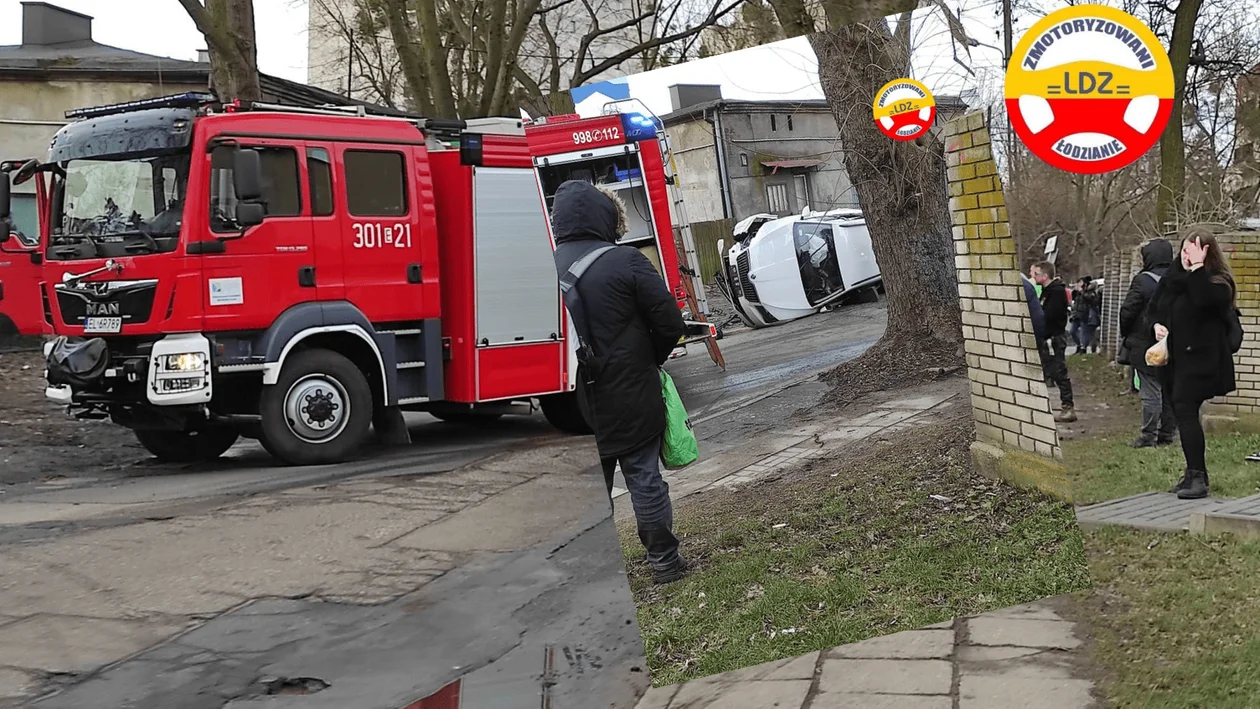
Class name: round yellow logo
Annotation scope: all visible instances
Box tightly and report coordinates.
[872,78,936,141]
[1004,4,1174,174]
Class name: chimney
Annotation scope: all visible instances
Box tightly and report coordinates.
[668,84,723,113]
[21,2,94,46]
[197,49,210,64]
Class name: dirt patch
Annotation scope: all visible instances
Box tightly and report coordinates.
[0,350,143,486]
[820,332,964,409]
[702,283,746,334]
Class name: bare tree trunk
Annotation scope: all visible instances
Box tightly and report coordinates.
[1155,0,1204,229]
[809,22,964,376]
[178,0,261,101]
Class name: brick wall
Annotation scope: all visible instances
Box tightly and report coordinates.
[945,112,1062,461]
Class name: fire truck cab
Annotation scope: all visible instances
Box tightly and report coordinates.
[0,159,50,337]
[35,93,716,466]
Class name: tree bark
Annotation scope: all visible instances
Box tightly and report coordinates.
[809,22,963,366]
[178,0,261,101]
[1155,0,1204,230]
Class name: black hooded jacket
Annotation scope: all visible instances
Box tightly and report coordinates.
[1040,279,1070,337]
[1119,239,1173,368]
[1147,259,1237,403]
[551,180,686,458]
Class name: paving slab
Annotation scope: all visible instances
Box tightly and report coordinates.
[716,650,819,682]
[1075,491,1226,532]
[966,618,1081,650]
[0,614,186,674]
[959,676,1095,709]
[827,630,954,660]
[666,678,812,708]
[817,659,953,695]
[1189,493,1260,539]
[811,694,952,709]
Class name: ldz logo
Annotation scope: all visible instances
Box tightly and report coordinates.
[1005,4,1173,174]
[873,78,936,141]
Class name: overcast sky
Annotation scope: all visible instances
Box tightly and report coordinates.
[0,0,310,82]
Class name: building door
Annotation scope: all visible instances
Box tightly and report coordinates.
[793,173,810,213]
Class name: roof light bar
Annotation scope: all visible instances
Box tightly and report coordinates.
[65,92,217,120]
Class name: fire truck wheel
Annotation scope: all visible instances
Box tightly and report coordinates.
[133,427,240,463]
[539,392,593,435]
[259,349,373,465]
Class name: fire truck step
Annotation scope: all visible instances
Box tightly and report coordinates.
[397,361,426,370]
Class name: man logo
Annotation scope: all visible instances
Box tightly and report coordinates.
[873,78,937,142]
[1005,4,1173,174]
[86,301,120,317]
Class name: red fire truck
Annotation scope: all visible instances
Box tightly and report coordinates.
[0,158,50,337]
[33,93,719,466]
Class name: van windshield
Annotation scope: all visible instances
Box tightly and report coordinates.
[48,151,190,260]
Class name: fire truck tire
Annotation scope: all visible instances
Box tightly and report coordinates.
[259,349,373,466]
[539,392,593,435]
[134,427,240,463]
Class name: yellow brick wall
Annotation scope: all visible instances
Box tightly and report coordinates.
[945,112,1063,459]
[1211,231,1260,414]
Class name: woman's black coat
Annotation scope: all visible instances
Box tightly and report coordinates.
[1146,262,1237,404]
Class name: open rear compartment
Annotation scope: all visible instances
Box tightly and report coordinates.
[427,126,567,408]
[534,144,681,303]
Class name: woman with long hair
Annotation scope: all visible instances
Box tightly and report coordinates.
[1147,226,1237,499]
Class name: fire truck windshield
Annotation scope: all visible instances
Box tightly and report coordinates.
[49,151,190,260]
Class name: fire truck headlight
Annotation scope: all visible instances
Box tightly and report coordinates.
[161,352,207,372]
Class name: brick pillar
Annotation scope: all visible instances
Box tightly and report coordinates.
[945,112,1065,495]
[1100,255,1115,355]
[1212,231,1260,416]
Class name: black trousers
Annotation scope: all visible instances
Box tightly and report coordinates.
[1172,398,1208,472]
[1040,335,1074,408]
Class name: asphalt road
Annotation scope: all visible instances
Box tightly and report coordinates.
[0,299,887,709]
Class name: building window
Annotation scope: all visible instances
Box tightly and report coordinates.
[766,183,789,213]
[770,114,778,131]
[787,115,794,131]
[739,153,748,167]
[344,150,408,216]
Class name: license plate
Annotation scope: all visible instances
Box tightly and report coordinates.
[83,317,122,333]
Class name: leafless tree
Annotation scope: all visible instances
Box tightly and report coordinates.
[176,0,262,101]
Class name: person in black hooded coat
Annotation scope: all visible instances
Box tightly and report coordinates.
[551,179,688,584]
[1119,239,1177,448]
[1146,227,1238,499]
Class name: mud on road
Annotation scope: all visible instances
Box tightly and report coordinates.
[0,350,143,486]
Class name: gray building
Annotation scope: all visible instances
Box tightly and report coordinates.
[661,84,967,225]
[0,1,402,240]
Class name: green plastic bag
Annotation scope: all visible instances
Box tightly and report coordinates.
[660,369,699,470]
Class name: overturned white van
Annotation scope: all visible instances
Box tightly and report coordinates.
[719,209,882,328]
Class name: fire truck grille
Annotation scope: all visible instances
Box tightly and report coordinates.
[735,251,759,304]
[56,281,158,327]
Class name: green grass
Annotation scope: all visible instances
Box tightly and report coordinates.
[1074,527,1260,708]
[618,413,1092,686]
[1062,354,1260,503]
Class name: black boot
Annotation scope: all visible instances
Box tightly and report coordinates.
[1169,469,1191,494]
[1177,470,1209,500]
[652,555,689,585]
[1131,435,1157,449]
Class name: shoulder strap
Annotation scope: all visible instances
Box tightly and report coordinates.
[559,245,616,358]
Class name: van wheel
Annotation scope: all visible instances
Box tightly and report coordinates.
[134,427,239,463]
[259,349,373,466]
[539,392,593,435]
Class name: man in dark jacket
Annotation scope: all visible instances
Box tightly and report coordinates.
[1032,261,1077,422]
[551,180,688,585]
[1021,272,1047,343]
[1119,239,1177,448]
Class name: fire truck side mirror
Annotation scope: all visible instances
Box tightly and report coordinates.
[0,172,10,221]
[232,148,263,202]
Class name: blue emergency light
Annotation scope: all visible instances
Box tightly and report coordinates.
[619,112,659,142]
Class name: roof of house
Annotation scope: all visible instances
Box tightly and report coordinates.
[0,39,413,117]
[660,95,969,126]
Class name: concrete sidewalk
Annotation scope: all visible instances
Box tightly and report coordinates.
[634,599,1097,709]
